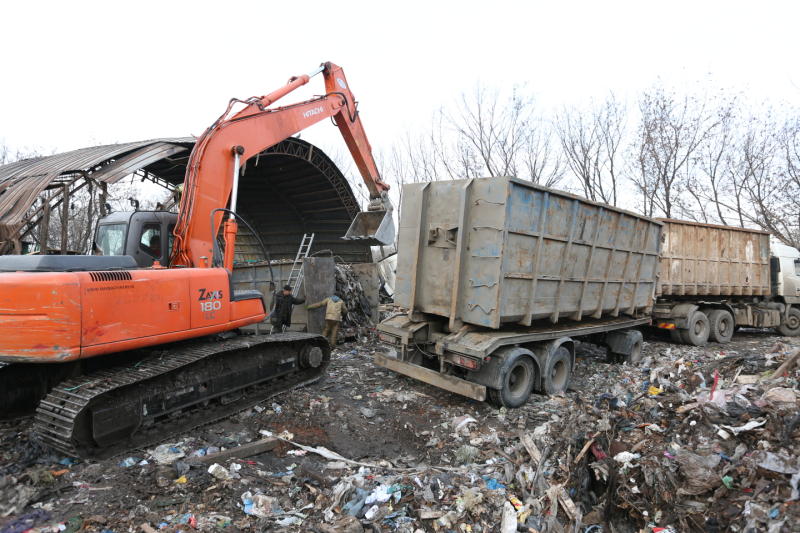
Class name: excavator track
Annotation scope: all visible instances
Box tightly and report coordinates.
[33,333,329,459]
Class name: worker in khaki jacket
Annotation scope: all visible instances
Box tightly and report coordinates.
[307,294,345,346]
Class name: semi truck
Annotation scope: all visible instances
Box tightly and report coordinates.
[376,177,662,407]
[376,177,800,407]
[651,219,800,345]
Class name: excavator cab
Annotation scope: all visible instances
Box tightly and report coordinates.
[94,211,178,267]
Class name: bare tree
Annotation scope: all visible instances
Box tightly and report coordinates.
[389,84,565,190]
[444,86,531,178]
[736,116,800,247]
[556,94,626,205]
[632,85,722,218]
[679,96,740,223]
[522,119,565,188]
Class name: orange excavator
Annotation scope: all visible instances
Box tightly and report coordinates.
[0,62,392,457]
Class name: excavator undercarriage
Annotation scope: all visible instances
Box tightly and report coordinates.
[1,332,328,458]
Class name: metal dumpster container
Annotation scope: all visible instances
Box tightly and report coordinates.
[394,177,662,329]
[657,219,771,297]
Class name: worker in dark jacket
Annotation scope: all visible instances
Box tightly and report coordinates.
[270,285,305,332]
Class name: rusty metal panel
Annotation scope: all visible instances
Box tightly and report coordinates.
[395,177,662,329]
[302,257,337,333]
[657,219,771,297]
[232,257,336,334]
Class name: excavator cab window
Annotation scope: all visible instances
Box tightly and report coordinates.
[167,224,175,265]
[95,223,127,256]
[139,224,162,262]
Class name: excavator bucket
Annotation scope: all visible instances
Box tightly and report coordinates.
[343,209,395,247]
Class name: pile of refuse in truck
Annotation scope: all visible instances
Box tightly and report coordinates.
[1,330,798,532]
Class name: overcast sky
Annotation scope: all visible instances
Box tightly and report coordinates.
[2,0,798,162]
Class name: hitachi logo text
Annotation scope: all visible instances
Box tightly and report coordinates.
[303,107,324,118]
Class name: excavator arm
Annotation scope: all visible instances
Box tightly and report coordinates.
[170,62,392,270]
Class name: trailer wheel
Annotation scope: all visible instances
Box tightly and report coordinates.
[777,307,800,336]
[626,337,644,364]
[542,346,572,395]
[707,309,734,343]
[683,311,710,346]
[487,353,536,408]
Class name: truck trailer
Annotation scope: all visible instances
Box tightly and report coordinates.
[651,219,800,345]
[376,177,662,407]
[376,178,800,406]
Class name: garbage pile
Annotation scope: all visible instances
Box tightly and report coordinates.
[0,332,797,532]
[509,340,800,532]
[335,263,374,330]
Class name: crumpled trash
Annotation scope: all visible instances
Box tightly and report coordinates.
[614,451,640,468]
[720,419,766,435]
[324,479,355,521]
[451,415,477,435]
[364,504,380,520]
[676,452,722,495]
[207,463,232,480]
[0,509,51,532]
[241,491,282,518]
[118,457,139,468]
[500,500,517,533]
[365,484,392,504]
[150,444,185,465]
[790,472,800,501]
[455,486,484,513]
[483,477,506,490]
[752,451,800,474]
[342,487,370,517]
[454,444,480,464]
[275,516,302,527]
[761,387,797,410]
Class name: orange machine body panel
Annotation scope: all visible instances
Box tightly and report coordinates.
[0,268,265,363]
[0,272,82,362]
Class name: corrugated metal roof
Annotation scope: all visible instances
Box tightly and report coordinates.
[0,138,194,238]
[0,136,372,262]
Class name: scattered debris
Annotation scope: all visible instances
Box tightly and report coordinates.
[335,263,374,330]
[0,331,798,531]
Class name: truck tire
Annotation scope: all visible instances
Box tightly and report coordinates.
[604,330,644,364]
[683,311,710,346]
[542,346,572,395]
[707,309,734,343]
[487,353,536,408]
[626,337,644,364]
[777,307,800,336]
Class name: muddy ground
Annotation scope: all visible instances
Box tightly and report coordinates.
[1,328,798,532]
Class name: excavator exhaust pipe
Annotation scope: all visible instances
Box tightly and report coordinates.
[344,209,395,247]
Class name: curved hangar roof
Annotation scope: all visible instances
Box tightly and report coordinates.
[0,137,372,263]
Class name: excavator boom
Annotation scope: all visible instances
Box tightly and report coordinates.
[171,61,393,270]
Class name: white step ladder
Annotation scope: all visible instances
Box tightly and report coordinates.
[287,233,314,297]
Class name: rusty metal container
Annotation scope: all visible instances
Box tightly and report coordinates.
[395,177,662,329]
[657,219,771,297]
